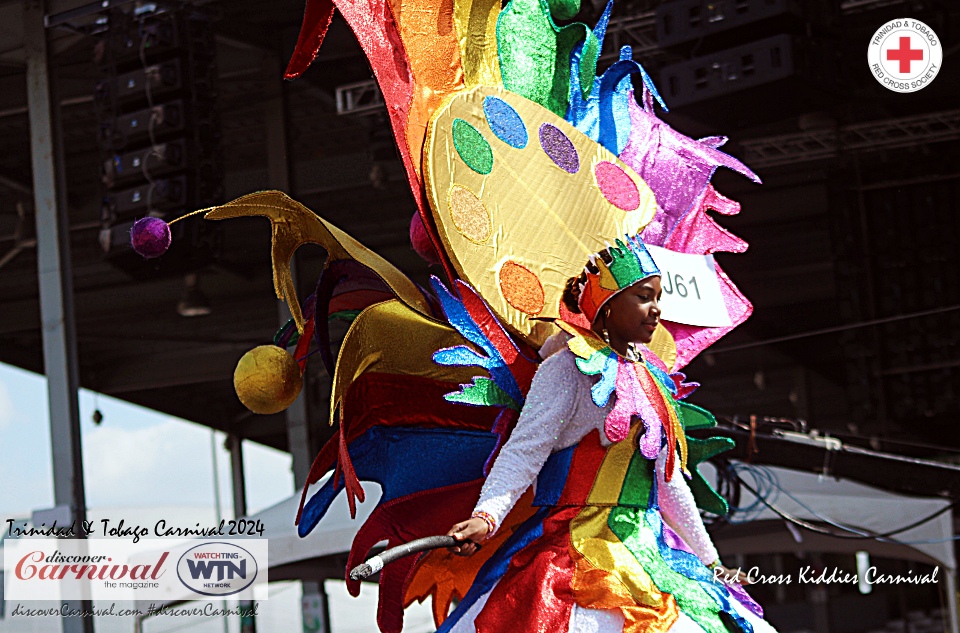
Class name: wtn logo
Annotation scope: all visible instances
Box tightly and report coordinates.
[185,558,247,581]
[176,542,259,597]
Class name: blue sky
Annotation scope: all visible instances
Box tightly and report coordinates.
[0,361,294,520]
[0,362,444,632]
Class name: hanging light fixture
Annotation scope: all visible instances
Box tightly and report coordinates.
[176,272,211,317]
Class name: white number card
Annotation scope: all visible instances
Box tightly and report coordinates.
[645,245,731,328]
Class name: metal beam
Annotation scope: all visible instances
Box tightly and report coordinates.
[227,434,257,633]
[0,168,33,194]
[263,51,332,633]
[0,94,93,121]
[599,1,919,65]
[93,344,250,394]
[335,80,384,116]
[839,0,907,13]
[263,53,290,193]
[301,582,332,633]
[45,0,136,27]
[24,1,90,631]
[261,50,318,486]
[602,11,658,61]
[228,434,247,518]
[740,109,960,168]
[699,425,960,499]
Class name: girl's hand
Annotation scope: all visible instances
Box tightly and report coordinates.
[446,518,490,556]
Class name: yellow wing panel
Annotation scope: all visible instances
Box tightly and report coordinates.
[424,86,658,347]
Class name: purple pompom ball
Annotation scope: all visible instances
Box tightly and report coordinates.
[130,217,171,259]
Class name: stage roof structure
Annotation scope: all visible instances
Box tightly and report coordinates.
[0,0,957,513]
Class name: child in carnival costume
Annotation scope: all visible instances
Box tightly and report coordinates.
[444,236,773,633]
[134,0,778,629]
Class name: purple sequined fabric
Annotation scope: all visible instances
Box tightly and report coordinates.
[617,91,759,247]
[539,123,580,173]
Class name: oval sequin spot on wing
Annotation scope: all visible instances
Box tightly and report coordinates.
[448,185,492,243]
[452,118,494,175]
[499,261,545,315]
[483,96,528,149]
[595,161,640,211]
[539,123,579,173]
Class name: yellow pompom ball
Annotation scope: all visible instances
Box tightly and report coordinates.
[233,345,303,414]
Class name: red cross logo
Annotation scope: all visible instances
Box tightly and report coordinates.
[886,36,924,73]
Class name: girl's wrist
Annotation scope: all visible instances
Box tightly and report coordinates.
[471,511,497,537]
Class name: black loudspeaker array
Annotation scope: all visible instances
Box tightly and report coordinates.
[836,177,960,444]
[655,0,839,113]
[94,4,222,277]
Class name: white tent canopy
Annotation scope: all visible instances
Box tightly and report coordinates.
[237,465,957,632]
[702,462,955,571]
[258,478,383,570]
[262,465,955,573]
[703,462,957,633]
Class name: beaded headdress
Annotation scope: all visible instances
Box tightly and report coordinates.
[578,234,660,324]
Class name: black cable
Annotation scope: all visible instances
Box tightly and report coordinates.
[711,305,960,355]
[704,460,742,528]
[734,472,956,540]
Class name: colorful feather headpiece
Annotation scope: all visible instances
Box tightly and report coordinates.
[125,2,759,629]
[578,234,660,324]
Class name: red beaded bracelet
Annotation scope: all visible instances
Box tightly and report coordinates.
[471,511,497,537]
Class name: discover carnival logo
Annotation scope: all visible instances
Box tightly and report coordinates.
[176,542,259,597]
[868,18,942,93]
[4,538,267,601]
[12,549,168,584]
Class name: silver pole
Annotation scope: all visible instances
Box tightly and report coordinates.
[945,568,959,633]
[301,581,331,633]
[228,434,256,633]
[24,2,91,632]
[211,430,230,633]
[212,429,223,524]
[261,51,330,633]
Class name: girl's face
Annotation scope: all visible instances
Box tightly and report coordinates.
[602,276,662,346]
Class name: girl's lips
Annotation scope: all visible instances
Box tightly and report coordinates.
[643,322,658,332]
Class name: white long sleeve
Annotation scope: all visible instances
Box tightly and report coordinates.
[537,330,571,360]
[472,346,717,564]
[472,350,585,534]
[656,446,719,566]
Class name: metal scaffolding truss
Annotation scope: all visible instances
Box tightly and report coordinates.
[601,11,658,61]
[335,79,385,116]
[335,0,917,112]
[598,0,904,63]
[839,0,909,14]
[740,109,960,168]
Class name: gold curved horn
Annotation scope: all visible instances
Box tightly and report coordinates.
[200,190,434,333]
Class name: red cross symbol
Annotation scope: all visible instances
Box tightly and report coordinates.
[886,36,924,73]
